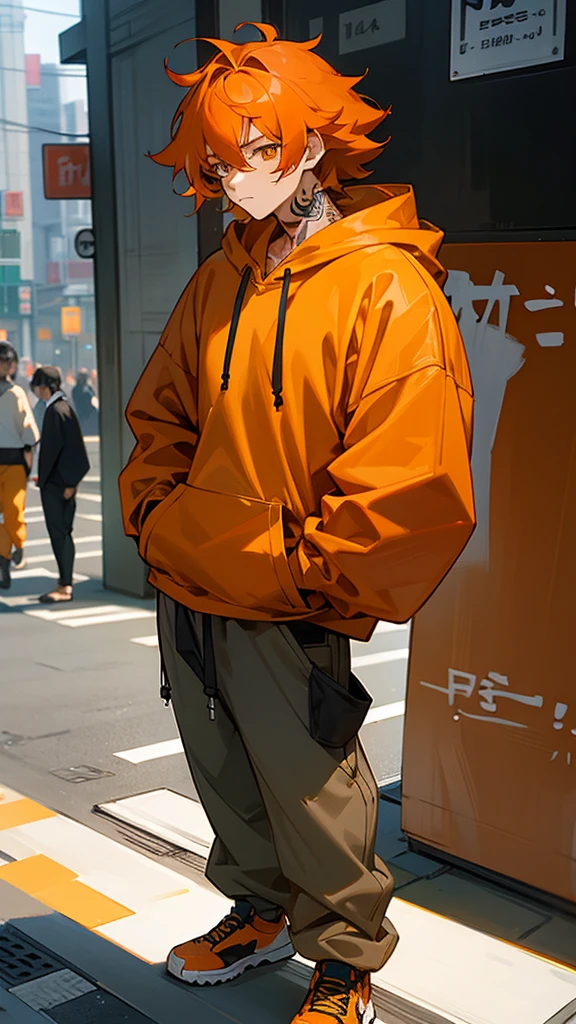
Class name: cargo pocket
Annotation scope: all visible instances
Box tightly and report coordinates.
[308,664,372,750]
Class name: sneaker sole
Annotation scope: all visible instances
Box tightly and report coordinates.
[167,926,295,986]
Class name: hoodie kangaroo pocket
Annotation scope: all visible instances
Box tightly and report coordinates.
[143,483,308,614]
[308,664,372,749]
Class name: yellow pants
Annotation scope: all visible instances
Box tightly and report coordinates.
[0,464,27,559]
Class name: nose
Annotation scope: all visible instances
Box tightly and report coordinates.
[228,168,248,189]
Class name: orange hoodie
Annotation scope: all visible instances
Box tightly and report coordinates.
[119,184,475,641]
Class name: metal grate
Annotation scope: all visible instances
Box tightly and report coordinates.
[0,926,62,986]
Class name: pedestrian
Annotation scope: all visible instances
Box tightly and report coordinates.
[72,368,99,436]
[31,366,90,604]
[0,342,40,587]
[119,25,475,1024]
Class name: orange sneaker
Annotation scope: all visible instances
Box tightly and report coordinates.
[167,902,294,985]
[292,961,376,1023]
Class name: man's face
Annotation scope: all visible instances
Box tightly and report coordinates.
[206,121,323,221]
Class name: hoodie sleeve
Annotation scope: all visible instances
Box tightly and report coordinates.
[288,252,475,624]
[14,386,40,447]
[119,280,199,539]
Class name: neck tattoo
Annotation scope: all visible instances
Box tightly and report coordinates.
[290,182,325,221]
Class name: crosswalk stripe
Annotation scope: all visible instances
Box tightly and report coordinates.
[23,548,102,565]
[364,700,406,725]
[26,604,136,621]
[352,649,409,668]
[375,622,410,634]
[113,701,407,766]
[76,492,101,503]
[131,635,159,647]
[25,605,155,627]
[77,512,103,521]
[114,739,184,764]
[23,535,101,549]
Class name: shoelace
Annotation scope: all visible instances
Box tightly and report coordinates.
[308,975,351,1018]
[193,912,245,948]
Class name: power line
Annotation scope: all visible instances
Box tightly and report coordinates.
[0,65,86,77]
[0,116,87,137]
[0,4,78,16]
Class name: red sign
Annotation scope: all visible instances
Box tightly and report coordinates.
[25,54,41,88]
[42,144,91,200]
[4,192,24,217]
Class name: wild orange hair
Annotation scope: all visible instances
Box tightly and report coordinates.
[150,22,390,210]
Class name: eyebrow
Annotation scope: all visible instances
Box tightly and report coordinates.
[241,134,266,151]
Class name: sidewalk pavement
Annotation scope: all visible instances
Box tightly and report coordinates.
[2,778,576,1023]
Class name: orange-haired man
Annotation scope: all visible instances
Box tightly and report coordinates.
[119,24,475,1024]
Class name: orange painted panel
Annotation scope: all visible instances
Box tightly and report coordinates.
[402,241,576,903]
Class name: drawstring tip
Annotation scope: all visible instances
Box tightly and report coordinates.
[273,392,283,410]
[208,696,216,721]
[220,377,230,392]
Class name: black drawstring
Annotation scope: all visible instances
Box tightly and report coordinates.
[220,265,291,409]
[221,265,252,392]
[272,268,291,411]
[202,614,218,721]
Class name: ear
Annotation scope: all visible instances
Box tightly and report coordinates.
[304,131,325,170]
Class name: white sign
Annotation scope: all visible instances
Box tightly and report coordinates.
[339,0,406,55]
[74,227,95,259]
[450,0,566,80]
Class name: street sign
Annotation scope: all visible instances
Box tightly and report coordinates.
[37,327,52,341]
[450,0,566,81]
[61,306,81,335]
[2,192,24,218]
[18,284,31,316]
[74,228,95,259]
[43,144,91,200]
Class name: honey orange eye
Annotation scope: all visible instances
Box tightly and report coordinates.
[261,145,279,161]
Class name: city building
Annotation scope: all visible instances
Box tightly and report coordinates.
[0,0,34,357]
[26,61,95,371]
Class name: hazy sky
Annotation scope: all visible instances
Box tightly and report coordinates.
[23,0,87,106]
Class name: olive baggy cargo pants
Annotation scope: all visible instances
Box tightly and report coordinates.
[157,592,398,971]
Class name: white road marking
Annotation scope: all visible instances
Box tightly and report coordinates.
[23,534,101,549]
[114,738,184,764]
[25,604,155,627]
[23,548,102,564]
[352,649,409,668]
[23,514,46,524]
[63,609,153,627]
[77,512,103,521]
[83,475,101,482]
[114,701,407,767]
[76,492,101,503]
[364,700,406,725]
[375,621,410,634]
[131,635,159,647]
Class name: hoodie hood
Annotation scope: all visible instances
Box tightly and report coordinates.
[222,184,447,288]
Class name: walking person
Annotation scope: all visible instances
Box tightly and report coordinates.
[31,366,89,604]
[120,24,475,1023]
[0,342,39,588]
[72,368,99,436]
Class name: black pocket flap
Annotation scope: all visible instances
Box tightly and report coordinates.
[309,663,372,750]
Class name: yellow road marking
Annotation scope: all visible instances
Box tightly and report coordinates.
[35,880,135,929]
[0,797,57,830]
[0,853,76,891]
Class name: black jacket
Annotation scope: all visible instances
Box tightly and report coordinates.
[38,396,90,490]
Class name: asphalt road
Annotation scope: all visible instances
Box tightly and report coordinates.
[0,437,409,860]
